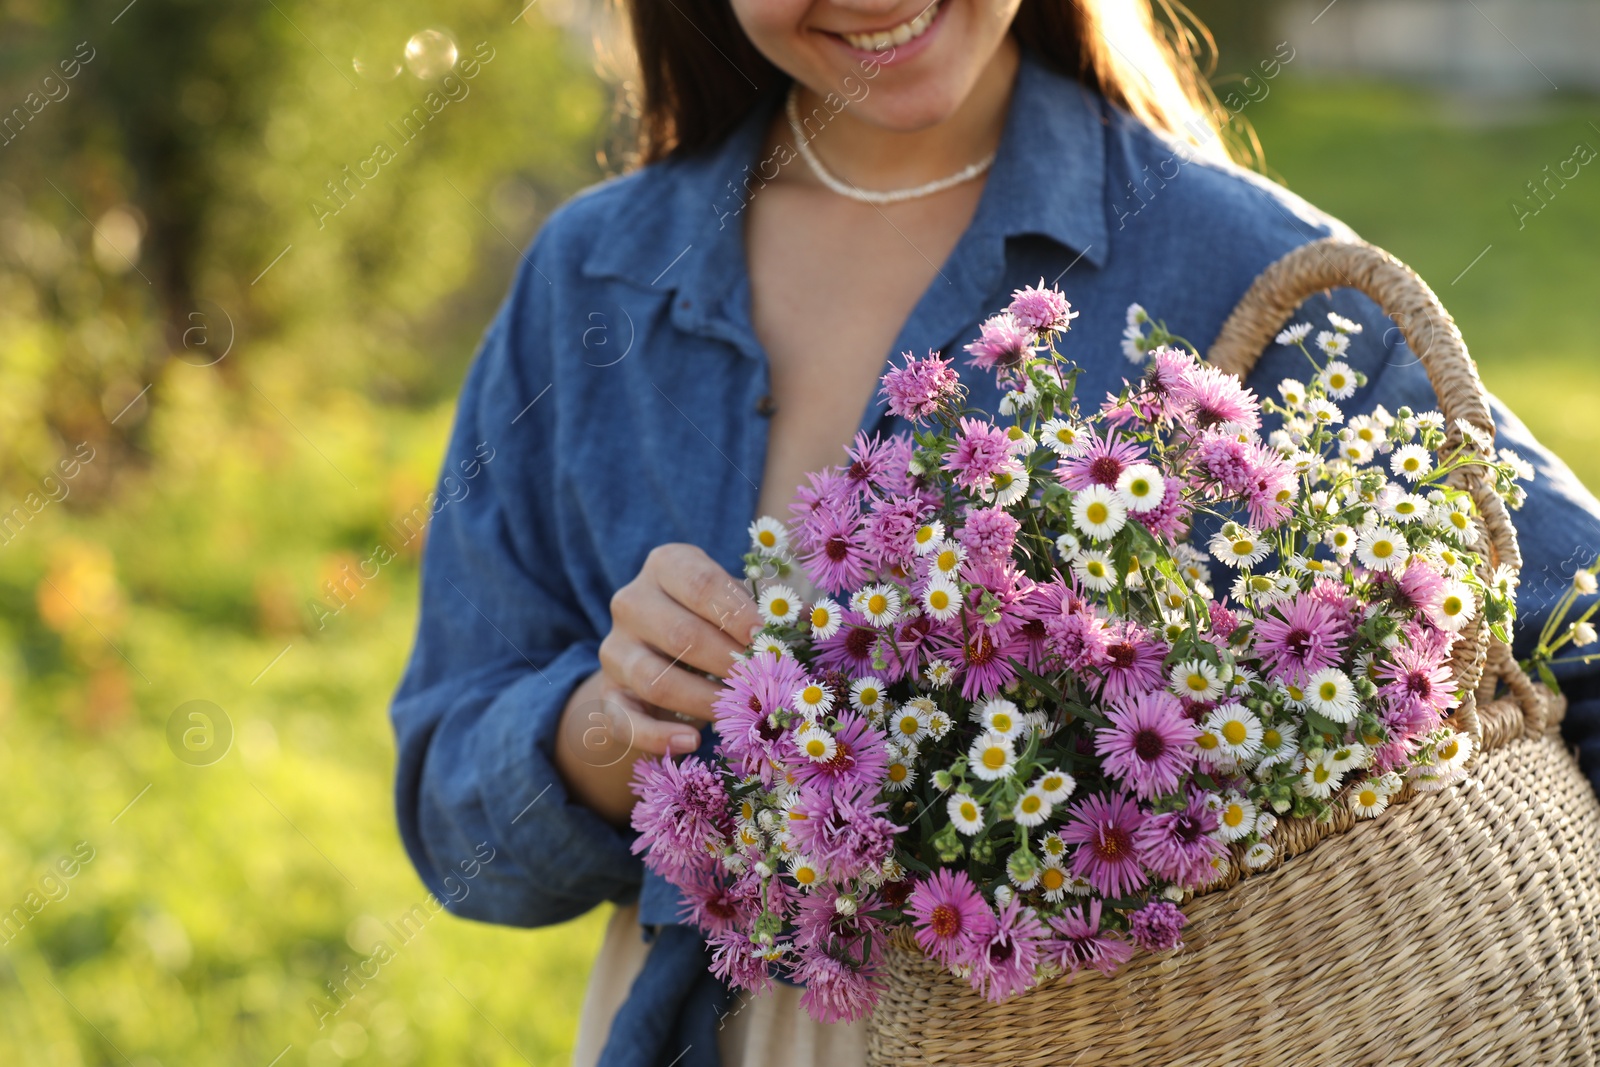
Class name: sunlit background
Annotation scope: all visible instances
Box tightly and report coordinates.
[1,1,1596,1063]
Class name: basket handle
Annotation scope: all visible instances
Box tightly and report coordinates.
[1205,237,1528,749]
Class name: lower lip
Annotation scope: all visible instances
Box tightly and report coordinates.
[824,2,949,69]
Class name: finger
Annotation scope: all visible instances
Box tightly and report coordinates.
[613,586,748,678]
[600,634,725,721]
[577,686,701,765]
[649,544,765,643]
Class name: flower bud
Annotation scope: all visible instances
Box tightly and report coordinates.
[1573,621,1598,648]
[1573,570,1598,597]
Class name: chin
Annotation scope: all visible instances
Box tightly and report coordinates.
[837,79,978,134]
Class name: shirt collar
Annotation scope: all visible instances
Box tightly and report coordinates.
[580,50,1108,298]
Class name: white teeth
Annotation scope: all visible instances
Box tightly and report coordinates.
[841,1,939,52]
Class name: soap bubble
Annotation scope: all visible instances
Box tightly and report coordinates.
[403,29,457,80]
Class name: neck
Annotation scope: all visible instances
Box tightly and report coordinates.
[790,40,1019,192]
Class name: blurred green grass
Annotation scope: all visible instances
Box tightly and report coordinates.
[0,69,1597,1066]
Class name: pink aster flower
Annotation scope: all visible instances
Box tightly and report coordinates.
[1194,431,1256,494]
[863,494,927,571]
[798,508,872,595]
[1392,558,1447,628]
[713,651,808,774]
[1061,791,1149,900]
[629,756,731,877]
[786,785,900,880]
[1096,690,1197,800]
[1046,900,1133,977]
[811,612,882,676]
[943,417,1016,492]
[1208,599,1242,642]
[955,504,1021,569]
[1042,587,1110,672]
[1133,472,1192,542]
[1242,445,1297,528]
[1006,280,1077,335]
[1251,592,1349,687]
[792,885,887,959]
[968,895,1047,1003]
[843,432,900,497]
[793,948,880,1024]
[1096,622,1167,703]
[963,312,1037,378]
[1377,638,1458,731]
[880,349,961,422]
[936,622,1027,700]
[677,868,754,934]
[707,926,773,994]
[1135,792,1225,885]
[906,869,997,969]
[788,468,853,555]
[790,713,888,792]
[1127,900,1188,952]
[1058,431,1147,490]
[1172,361,1261,432]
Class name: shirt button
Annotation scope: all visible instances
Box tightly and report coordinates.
[755,394,778,417]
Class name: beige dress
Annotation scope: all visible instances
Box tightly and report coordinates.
[571,904,868,1067]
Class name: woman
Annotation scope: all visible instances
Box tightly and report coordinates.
[390,2,1600,1065]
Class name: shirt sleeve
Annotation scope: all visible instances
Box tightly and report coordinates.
[1252,288,1600,794]
[389,243,643,927]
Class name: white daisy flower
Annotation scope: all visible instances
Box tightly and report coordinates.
[1499,448,1535,482]
[1454,418,1495,454]
[853,583,902,628]
[1209,525,1272,569]
[1038,859,1072,902]
[1347,414,1385,451]
[1073,549,1116,592]
[1386,493,1430,524]
[1171,659,1224,701]
[1040,418,1089,457]
[1205,703,1263,762]
[1391,444,1433,483]
[850,677,887,715]
[1122,323,1147,363]
[1055,532,1082,561]
[1276,323,1312,346]
[1307,397,1344,425]
[1305,667,1359,723]
[1215,791,1257,842]
[794,723,837,763]
[889,705,928,744]
[1326,525,1357,557]
[807,598,843,640]
[792,680,834,719]
[749,516,789,555]
[1319,361,1357,399]
[1296,757,1344,800]
[1192,724,1229,766]
[924,659,956,688]
[1427,543,1469,578]
[926,708,953,739]
[1041,831,1069,859]
[1242,841,1275,870]
[1327,312,1363,334]
[785,854,823,888]
[921,576,962,621]
[1338,436,1373,465]
[1127,303,1149,328]
[1436,580,1476,631]
[929,540,966,579]
[979,698,1025,740]
[1277,377,1307,407]
[1034,769,1076,803]
[912,520,945,555]
[1255,811,1278,837]
[884,757,916,792]
[1065,873,1095,897]
[751,634,794,659]
[1356,526,1409,572]
[986,464,1030,509]
[1315,330,1350,357]
[758,584,801,626]
[1349,779,1390,818]
[1116,462,1166,514]
[1326,741,1369,773]
[1071,484,1129,541]
[1000,385,1039,417]
[1434,729,1474,777]
[967,732,1016,781]
[1013,789,1053,828]
[947,793,986,835]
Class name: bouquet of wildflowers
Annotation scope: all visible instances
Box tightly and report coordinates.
[631,282,1524,1023]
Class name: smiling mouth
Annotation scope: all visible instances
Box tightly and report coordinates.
[837,0,942,52]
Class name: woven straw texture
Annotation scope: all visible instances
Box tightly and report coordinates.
[865,239,1600,1065]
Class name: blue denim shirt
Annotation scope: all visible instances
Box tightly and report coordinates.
[391,53,1600,1067]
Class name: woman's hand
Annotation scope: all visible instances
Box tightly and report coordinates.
[554,544,763,825]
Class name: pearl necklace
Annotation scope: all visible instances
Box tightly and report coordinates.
[784,84,996,206]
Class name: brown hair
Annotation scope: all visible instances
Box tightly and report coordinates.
[610,0,1243,167]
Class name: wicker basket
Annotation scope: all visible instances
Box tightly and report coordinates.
[865,239,1600,1066]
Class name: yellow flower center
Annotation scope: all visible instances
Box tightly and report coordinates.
[898,716,920,736]
[887,763,908,783]
[801,685,824,706]
[1055,427,1076,445]
[1222,720,1248,745]
[1359,789,1379,807]
[858,687,879,706]
[1007,425,1026,440]
[937,550,958,572]
[959,802,978,822]
[805,738,827,758]
[1443,596,1464,616]
[1196,732,1219,751]
[991,713,1013,732]
[1403,458,1420,472]
[1186,673,1209,693]
[769,598,790,617]
[1263,728,1282,749]
[1318,681,1339,701]
[1041,775,1063,792]
[915,525,936,545]
[1450,512,1469,530]
[1020,796,1042,814]
[1371,540,1394,559]
[928,589,950,611]
[1086,561,1106,578]
[795,865,816,885]
[1086,501,1109,525]
[811,606,831,628]
[981,747,1008,771]
[1040,868,1065,891]
[1313,765,1331,783]
[1128,478,1151,498]
[1223,805,1244,827]
[1438,738,1460,761]
[867,593,888,616]
[758,530,776,547]
[1232,539,1255,556]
